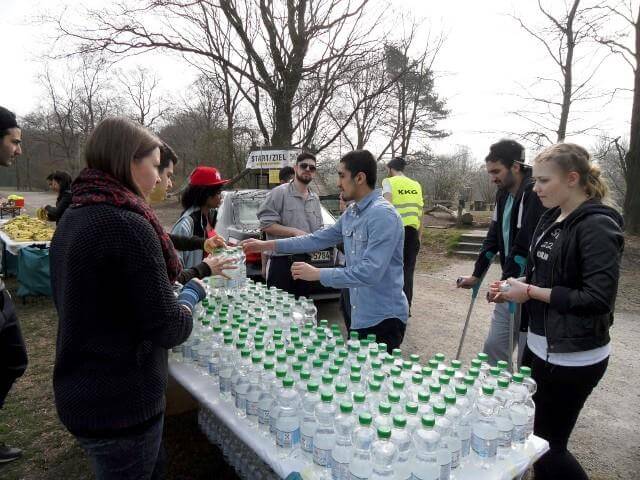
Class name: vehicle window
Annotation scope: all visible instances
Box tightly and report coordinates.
[320,204,335,226]
[234,199,262,227]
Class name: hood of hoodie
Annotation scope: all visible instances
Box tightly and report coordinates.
[538,198,624,232]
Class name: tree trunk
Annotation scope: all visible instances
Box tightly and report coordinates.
[271,94,294,147]
[624,14,640,234]
[557,0,579,142]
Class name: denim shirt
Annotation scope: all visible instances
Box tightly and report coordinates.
[276,189,409,329]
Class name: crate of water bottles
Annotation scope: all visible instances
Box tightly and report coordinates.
[168,273,548,480]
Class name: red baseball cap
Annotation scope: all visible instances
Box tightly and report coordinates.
[189,166,229,187]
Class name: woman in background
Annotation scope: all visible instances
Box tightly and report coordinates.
[43,170,72,223]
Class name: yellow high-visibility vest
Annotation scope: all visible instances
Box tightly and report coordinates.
[387,175,424,229]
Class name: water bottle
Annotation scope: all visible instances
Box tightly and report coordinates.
[233,349,252,417]
[391,378,408,410]
[331,402,356,480]
[429,384,444,408]
[349,412,375,480]
[370,426,398,479]
[353,392,368,417]
[511,373,535,440]
[509,402,529,450]
[313,392,337,477]
[301,381,321,458]
[432,405,452,479]
[471,385,499,469]
[443,394,462,470]
[218,337,236,401]
[408,374,424,403]
[519,366,537,396]
[245,354,263,426]
[367,381,383,412]
[417,391,431,416]
[391,416,412,480]
[374,402,393,430]
[454,385,473,462]
[258,361,277,436]
[403,402,420,434]
[411,415,440,480]
[269,368,288,437]
[494,378,514,459]
[275,377,301,457]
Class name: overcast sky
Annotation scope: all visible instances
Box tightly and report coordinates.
[0,0,634,163]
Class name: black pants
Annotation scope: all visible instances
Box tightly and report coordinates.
[350,318,406,354]
[522,346,608,480]
[403,226,420,307]
[0,290,28,409]
[267,255,314,299]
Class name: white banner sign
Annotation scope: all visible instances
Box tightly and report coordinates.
[246,149,301,169]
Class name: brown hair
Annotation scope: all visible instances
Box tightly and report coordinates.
[534,143,608,201]
[84,117,161,197]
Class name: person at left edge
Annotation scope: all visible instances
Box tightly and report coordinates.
[171,165,229,269]
[50,117,206,479]
[257,151,324,299]
[245,150,408,352]
[0,106,27,464]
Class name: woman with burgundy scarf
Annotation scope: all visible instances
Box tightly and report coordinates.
[49,117,204,479]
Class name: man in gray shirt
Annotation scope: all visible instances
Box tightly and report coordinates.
[257,152,324,297]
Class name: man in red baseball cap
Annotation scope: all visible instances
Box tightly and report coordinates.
[171,166,230,269]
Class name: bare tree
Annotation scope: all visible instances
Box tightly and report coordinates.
[510,0,610,146]
[118,66,168,128]
[593,135,628,205]
[593,1,640,232]
[52,0,405,152]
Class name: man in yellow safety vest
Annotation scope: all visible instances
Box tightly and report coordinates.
[382,157,424,308]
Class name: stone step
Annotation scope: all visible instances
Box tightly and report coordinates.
[459,233,486,242]
[452,250,480,258]
[457,242,483,250]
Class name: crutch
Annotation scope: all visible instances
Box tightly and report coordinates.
[455,278,482,360]
[507,255,528,372]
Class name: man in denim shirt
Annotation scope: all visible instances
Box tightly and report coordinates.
[244,150,408,352]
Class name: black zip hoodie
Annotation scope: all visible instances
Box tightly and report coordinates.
[473,175,546,280]
[523,199,624,354]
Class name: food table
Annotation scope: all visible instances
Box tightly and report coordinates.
[0,219,52,297]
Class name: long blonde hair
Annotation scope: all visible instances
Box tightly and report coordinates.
[534,143,608,201]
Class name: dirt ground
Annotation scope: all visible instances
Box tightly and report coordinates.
[1,191,638,479]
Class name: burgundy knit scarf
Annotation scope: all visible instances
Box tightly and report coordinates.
[71,168,182,283]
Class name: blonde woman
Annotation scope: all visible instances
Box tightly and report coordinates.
[491,143,624,480]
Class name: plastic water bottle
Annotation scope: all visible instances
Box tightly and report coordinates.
[432,405,452,479]
[494,378,514,459]
[245,354,263,426]
[370,426,398,479]
[367,381,383,412]
[233,349,252,417]
[454,385,474,462]
[313,392,337,477]
[404,402,420,434]
[331,402,356,480]
[374,402,393,430]
[269,368,288,437]
[509,402,529,450]
[301,381,321,458]
[349,412,375,480]
[275,377,301,458]
[353,392,368,416]
[519,366,537,396]
[391,416,412,480]
[411,415,440,480]
[258,361,277,436]
[471,385,499,469]
[442,394,463,471]
[509,373,535,440]
[218,337,235,401]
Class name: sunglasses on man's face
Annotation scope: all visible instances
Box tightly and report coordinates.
[298,163,317,172]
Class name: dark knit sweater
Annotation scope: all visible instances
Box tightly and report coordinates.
[50,203,193,436]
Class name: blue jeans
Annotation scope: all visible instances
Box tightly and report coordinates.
[76,414,165,480]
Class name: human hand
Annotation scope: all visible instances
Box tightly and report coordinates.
[291,262,321,281]
[488,278,530,303]
[241,238,274,253]
[456,275,479,289]
[204,234,226,253]
[203,255,237,279]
